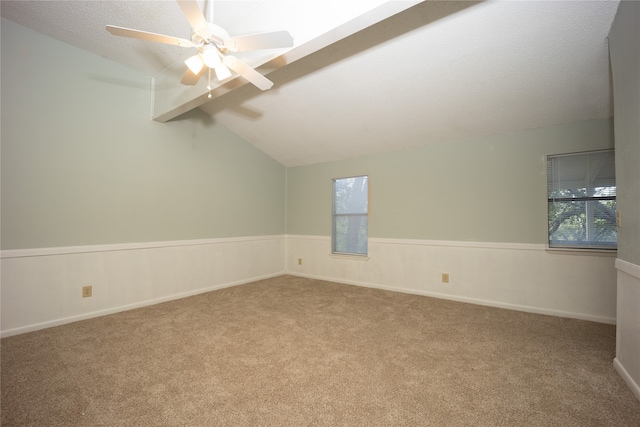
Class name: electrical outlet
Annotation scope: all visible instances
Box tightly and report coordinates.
[82,285,92,298]
[616,211,621,227]
[298,258,303,265]
[441,273,450,284]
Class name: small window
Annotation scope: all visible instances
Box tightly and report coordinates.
[547,149,616,250]
[332,176,368,255]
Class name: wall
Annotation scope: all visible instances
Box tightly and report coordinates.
[1,19,285,249]
[1,19,286,336]
[609,0,640,401]
[286,119,617,323]
[1,237,284,336]
[287,119,613,242]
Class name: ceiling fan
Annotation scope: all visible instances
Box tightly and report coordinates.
[106,0,293,92]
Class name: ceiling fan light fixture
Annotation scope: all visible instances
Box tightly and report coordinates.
[202,44,221,68]
[214,63,232,81]
[185,55,204,75]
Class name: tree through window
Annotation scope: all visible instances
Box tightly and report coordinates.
[332,176,368,255]
[547,150,616,249]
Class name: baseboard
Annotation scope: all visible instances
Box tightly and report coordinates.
[614,358,640,402]
[285,271,617,324]
[0,271,285,338]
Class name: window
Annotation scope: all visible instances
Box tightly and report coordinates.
[547,149,616,249]
[332,176,368,255]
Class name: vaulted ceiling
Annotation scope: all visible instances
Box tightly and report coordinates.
[1,1,620,167]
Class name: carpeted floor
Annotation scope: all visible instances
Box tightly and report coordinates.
[2,275,639,426]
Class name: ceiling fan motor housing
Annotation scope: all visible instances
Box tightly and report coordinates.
[191,23,232,52]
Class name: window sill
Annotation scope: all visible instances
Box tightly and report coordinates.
[330,253,370,261]
[545,247,617,256]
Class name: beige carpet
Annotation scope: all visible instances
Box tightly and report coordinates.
[2,275,639,426]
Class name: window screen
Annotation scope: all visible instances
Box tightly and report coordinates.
[547,149,616,249]
[332,176,368,255]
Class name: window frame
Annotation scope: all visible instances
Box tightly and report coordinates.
[331,175,369,257]
[546,149,617,251]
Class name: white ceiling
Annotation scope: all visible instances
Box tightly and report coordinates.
[1,1,620,167]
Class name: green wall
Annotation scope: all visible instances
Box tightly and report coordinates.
[610,0,640,266]
[2,18,620,250]
[1,19,285,250]
[287,118,614,243]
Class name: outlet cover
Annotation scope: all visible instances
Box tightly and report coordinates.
[441,273,450,284]
[82,285,92,298]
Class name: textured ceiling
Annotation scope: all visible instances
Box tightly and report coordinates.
[1,1,620,167]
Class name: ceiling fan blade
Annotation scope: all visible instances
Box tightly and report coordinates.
[224,30,293,52]
[223,56,273,91]
[181,66,205,86]
[106,25,193,47]
[177,0,212,39]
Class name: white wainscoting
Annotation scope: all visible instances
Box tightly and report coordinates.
[2,235,620,338]
[1,236,285,337]
[286,235,618,324]
[614,259,640,401]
